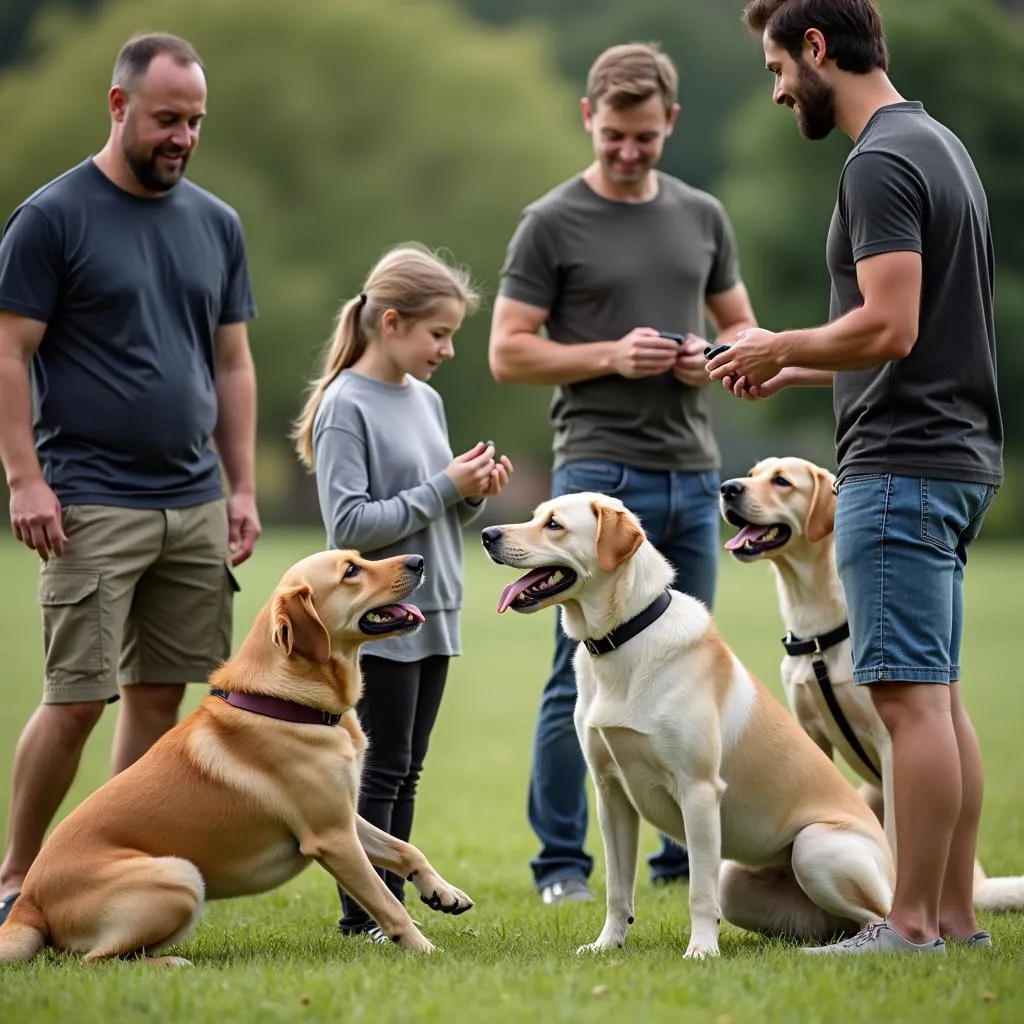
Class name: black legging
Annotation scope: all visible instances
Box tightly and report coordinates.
[338,653,449,933]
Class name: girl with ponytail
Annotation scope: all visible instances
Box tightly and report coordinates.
[293,242,513,941]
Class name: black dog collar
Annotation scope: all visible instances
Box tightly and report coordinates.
[582,590,673,657]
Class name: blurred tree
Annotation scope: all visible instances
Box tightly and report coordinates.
[0,0,591,517]
[717,0,1024,452]
[0,0,99,69]
[460,0,763,192]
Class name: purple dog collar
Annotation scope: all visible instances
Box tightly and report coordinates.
[210,687,343,726]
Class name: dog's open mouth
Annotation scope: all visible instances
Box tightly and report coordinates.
[497,566,578,614]
[359,603,425,635]
[723,512,792,559]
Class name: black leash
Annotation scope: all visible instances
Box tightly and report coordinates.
[582,590,673,657]
[781,623,882,781]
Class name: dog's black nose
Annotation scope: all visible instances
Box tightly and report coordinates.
[404,555,424,574]
[480,526,502,550]
[720,481,745,502]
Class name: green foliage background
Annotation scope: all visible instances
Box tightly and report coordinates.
[2,0,1023,528]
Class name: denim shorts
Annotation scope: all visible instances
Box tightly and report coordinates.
[833,474,997,685]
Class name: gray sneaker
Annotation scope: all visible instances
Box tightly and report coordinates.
[958,929,993,948]
[540,878,595,905]
[803,920,946,956]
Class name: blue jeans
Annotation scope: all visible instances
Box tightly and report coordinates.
[834,474,996,685]
[528,460,721,889]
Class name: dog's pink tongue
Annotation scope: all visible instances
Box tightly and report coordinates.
[497,568,551,613]
[725,524,772,551]
[378,603,424,623]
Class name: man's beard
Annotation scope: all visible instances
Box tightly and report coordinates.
[793,59,836,141]
[122,130,190,194]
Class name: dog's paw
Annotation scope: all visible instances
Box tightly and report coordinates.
[683,940,720,960]
[576,937,625,955]
[399,931,437,954]
[145,955,194,968]
[415,876,474,916]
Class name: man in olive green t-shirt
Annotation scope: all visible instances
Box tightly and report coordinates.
[489,42,757,904]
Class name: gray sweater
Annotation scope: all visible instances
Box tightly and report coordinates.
[311,370,484,661]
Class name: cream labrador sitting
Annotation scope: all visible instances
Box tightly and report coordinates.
[720,456,1024,913]
[0,550,472,966]
[481,494,895,958]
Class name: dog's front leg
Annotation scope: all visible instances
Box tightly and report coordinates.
[680,779,724,959]
[301,828,435,952]
[354,816,473,917]
[577,741,640,954]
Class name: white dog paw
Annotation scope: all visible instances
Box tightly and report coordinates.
[576,937,625,955]
[683,941,720,960]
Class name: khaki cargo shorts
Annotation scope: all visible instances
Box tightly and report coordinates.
[37,499,241,704]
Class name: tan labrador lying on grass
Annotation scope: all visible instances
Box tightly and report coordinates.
[719,456,1024,913]
[0,550,472,966]
[481,494,895,959]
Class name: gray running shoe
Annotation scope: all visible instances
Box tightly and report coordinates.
[540,878,595,905]
[803,920,946,956]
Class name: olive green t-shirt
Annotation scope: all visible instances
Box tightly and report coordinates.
[497,172,739,471]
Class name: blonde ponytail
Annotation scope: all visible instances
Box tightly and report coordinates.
[293,242,480,471]
[291,295,366,468]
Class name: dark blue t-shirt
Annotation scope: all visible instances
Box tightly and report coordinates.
[0,158,257,508]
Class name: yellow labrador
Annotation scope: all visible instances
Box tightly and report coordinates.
[720,456,1024,912]
[0,550,472,966]
[482,494,895,958]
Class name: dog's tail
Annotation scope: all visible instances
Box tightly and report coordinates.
[0,894,48,963]
[974,870,1024,912]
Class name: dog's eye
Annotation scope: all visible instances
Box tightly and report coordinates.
[771,474,791,488]
[343,563,361,579]
[545,515,563,531]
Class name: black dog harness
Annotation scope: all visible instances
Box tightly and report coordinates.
[781,623,882,781]
[582,590,673,657]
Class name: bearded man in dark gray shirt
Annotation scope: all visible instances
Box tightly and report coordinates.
[710,0,1002,956]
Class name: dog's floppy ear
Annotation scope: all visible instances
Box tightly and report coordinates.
[272,583,332,664]
[592,501,644,572]
[805,468,837,543]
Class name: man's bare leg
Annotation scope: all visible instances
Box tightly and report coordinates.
[111,683,186,775]
[939,681,983,939]
[0,701,105,900]
[869,681,961,944]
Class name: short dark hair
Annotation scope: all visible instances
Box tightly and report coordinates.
[112,32,204,91]
[742,0,888,74]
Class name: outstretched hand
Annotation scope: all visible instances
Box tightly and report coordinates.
[706,328,784,389]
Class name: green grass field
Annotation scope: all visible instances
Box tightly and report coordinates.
[2,530,1022,1023]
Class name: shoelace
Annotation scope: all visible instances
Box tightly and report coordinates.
[849,921,888,947]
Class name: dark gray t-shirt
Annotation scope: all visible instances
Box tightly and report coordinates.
[827,101,1003,485]
[0,158,257,507]
[498,173,739,472]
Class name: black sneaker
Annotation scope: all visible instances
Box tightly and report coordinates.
[0,892,20,926]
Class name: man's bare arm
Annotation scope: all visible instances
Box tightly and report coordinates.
[0,311,46,488]
[488,297,678,386]
[0,310,66,558]
[705,283,757,342]
[213,321,261,565]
